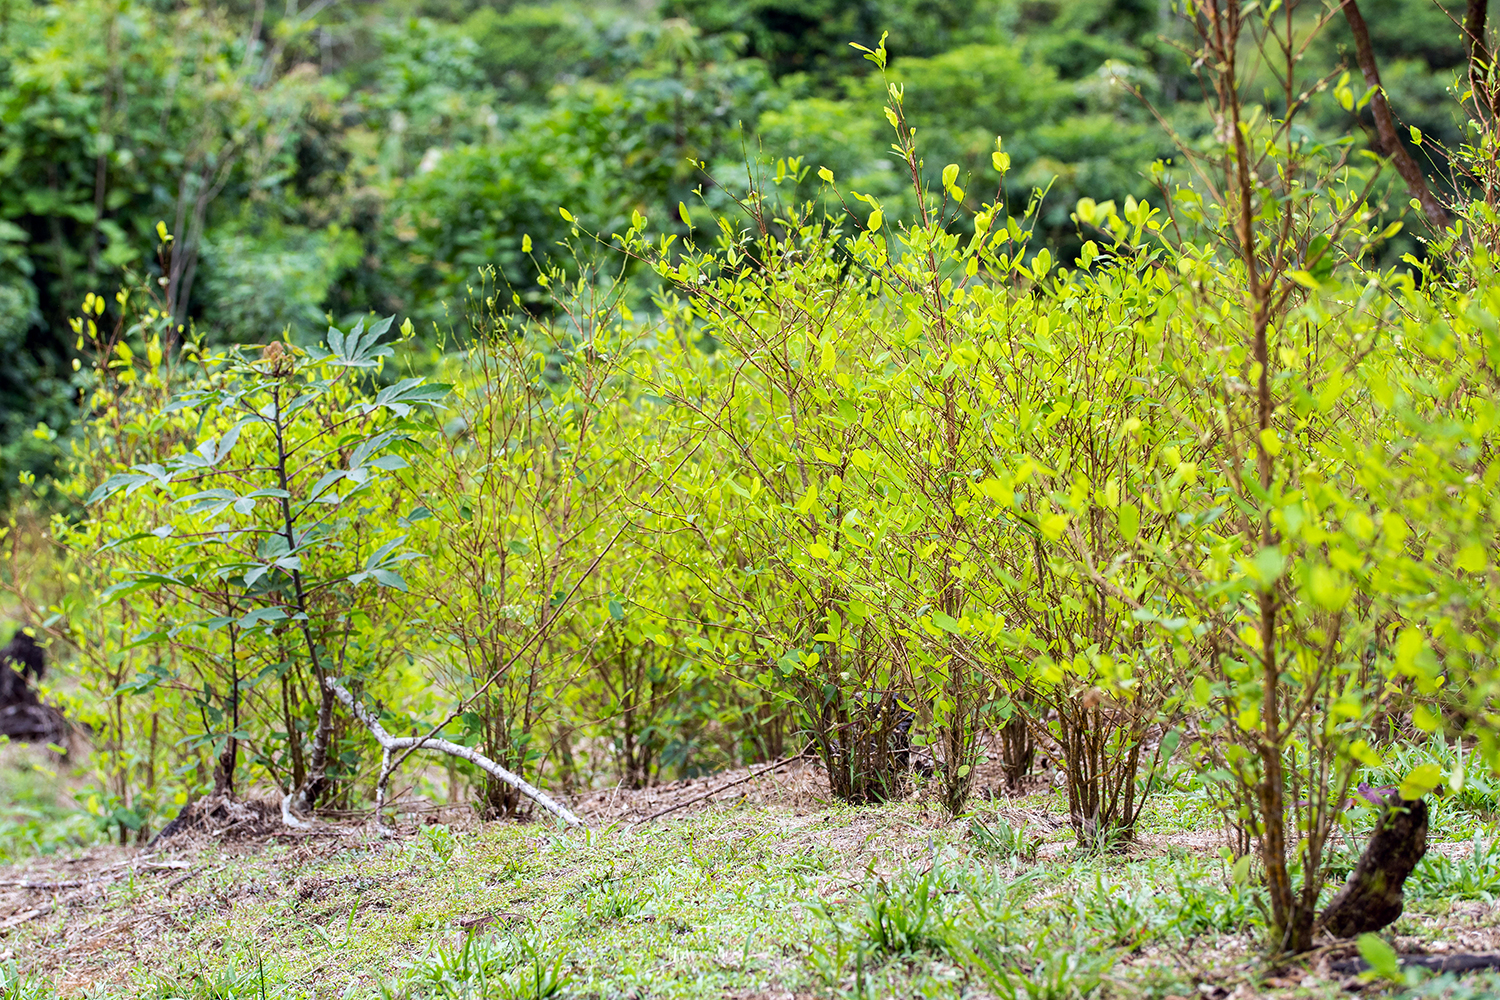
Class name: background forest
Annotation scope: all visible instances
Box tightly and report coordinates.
[4,0,1500,980]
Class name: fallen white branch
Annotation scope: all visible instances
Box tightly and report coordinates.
[328,679,584,829]
[371,746,397,838]
[280,791,314,830]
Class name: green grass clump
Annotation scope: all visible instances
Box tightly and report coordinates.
[385,930,567,1000]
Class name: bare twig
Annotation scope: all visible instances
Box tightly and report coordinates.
[1464,0,1497,122]
[0,859,192,892]
[0,906,51,932]
[1341,0,1450,229]
[629,743,816,826]
[0,860,196,936]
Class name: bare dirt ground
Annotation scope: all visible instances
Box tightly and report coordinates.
[569,739,1054,825]
[0,754,1016,992]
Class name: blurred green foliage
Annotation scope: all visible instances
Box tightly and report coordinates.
[0,745,100,861]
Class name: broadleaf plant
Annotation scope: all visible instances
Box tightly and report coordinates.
[84,318,447,812]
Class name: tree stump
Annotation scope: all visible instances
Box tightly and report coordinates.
[1320,790,1428,937]
[0,630,69,748]
[0,702,69,745]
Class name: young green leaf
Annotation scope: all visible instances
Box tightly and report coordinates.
[1356,933,1401,982]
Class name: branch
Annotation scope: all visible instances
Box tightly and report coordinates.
[1464,0,1497,121]
[627,742,815,827]
[1341,0,1450,230]
[280,791,314,829]
[327,679,585,829]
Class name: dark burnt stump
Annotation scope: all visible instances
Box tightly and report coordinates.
[1321,790,1428,938]
[0,630,45,683]
[0,631,44,708]
[0,629,67,746]
[0,703,68,744]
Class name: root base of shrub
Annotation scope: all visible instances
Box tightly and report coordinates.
[1320,791,1428,937]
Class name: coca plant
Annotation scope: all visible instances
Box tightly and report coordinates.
[1084,0,1500,953]
[607,35,1185,823]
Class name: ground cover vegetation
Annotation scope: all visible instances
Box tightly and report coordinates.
[5,775,1500,998]
[5,0,1500,995]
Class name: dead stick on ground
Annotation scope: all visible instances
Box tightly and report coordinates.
[0,860,192,892]
[630,744,816,827]
[165,864,222,895]
[326,679,584,830]
[0,905,51,932]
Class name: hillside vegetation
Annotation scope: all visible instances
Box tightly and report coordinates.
[0,0,1485,491]
[4,0,1500,996]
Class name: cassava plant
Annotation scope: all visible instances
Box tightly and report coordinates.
[84,314,443,815]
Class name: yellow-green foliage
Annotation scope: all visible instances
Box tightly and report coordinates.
[12,26,1500,936]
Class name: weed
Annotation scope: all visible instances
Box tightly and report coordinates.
[1027,950,1112,1000]
[0,960,57,1000]
[807,864,966,998]
[1074,876,1151,948]
[805,921,865,995]
[1163,869,1262,938]
[1396,972,1500,998]
[572,873,645,929]
[1410,835,1500,903]
[1362,738,1500,817]
[383,930,568,1000]
[140,954,285,1000]
[404,824,460,866]
[0,748,100,861]
[851,866,959,958]
[309,901,362,952]
[968,814,1040,862]
[961,931,1114,1000]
